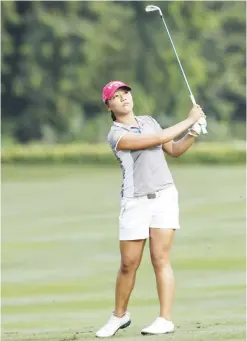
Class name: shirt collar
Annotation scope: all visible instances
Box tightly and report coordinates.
[113,116,144,129]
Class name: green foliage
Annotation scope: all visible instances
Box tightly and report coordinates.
[2,142,245,165]
[1,1,246,143]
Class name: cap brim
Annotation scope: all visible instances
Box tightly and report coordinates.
[106,85,131,102]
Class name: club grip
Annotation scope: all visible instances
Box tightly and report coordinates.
[190,94,207,134]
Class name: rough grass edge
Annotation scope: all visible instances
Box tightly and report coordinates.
[1,141,246,165]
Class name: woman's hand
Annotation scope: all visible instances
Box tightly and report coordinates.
[188,105,206,124]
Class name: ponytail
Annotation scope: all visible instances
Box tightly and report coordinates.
[105,100,116,121]
[111,111,116,121]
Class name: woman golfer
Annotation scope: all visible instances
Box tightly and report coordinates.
[96,81,206,337]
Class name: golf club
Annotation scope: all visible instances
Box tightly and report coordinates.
[145,5,207,134]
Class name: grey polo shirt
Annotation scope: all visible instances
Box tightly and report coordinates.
[107,115,174,198]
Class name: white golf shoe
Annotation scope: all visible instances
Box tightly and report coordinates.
[96,312,131,338]
[141,317,174,335]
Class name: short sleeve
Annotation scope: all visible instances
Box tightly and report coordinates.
[107,128,127,152]
[147,116,163,133]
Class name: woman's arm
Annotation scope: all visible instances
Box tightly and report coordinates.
[162,134,197,158]
[117,118,195,151]
[117,104,204,151]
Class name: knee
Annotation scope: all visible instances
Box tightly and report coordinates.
[151,253,170,271]
[120,258,140,275]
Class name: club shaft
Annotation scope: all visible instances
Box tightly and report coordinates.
[160,14,196,105]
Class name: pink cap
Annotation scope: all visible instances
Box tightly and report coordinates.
[102,80,131,103]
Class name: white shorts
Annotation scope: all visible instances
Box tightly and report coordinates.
[119,185,180,240]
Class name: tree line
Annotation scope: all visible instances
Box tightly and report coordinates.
[2,1,246,143]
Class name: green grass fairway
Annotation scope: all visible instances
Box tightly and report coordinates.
[2,165,246,341]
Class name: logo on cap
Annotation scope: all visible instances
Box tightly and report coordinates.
[107,81,124,89]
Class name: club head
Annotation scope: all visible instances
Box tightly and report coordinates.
[145,5,162,16]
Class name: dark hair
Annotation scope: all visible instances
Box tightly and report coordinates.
[106,100,116,121]
[111,111,116,121]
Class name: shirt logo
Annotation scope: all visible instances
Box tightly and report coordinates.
[131,128,141,134]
